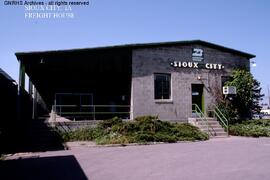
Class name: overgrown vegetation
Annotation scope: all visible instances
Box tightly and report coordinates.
[229,119,270,137]
[60,116,209,145]
[215,69,264,123]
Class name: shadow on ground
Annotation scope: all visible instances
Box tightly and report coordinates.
[0,155,88,180]
[0,119,65,154]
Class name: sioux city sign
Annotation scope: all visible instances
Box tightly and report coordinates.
[169,48,225,70]
[170,61,224,70]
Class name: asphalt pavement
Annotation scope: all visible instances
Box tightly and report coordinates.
[1,137,270,180]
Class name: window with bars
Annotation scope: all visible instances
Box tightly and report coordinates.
[154,73,171,100]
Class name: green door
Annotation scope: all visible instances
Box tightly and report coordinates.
[192,84,204,112]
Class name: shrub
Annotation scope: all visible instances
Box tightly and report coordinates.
[229,119,270,137]
[174,123,209,141]
[154,132,177,143]
[95,133,130,145]
[111,121,139,135]
[60,127,104,142]
[97,117,123,129]
[242,119,270,126]
[134,116,159,133]
[216,103,238,124]
[59,116,209,144]
[133,131,156,142]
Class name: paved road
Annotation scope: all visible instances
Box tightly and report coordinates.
[1,137,270,180]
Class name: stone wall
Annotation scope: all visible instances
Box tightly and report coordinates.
[131,44,250,121]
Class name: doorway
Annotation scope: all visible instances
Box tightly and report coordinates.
[192,84,204,112]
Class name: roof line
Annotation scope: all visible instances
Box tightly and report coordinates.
[0,68,15,82]
[15,40,256,58]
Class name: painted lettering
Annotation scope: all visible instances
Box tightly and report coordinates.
[182,62,187,67]
[171,61,224,70]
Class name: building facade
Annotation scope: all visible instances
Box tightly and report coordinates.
[15,40,255,121]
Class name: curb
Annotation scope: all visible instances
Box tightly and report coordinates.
[64,139,205,149]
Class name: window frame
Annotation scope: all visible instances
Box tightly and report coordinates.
[154,73,172,101]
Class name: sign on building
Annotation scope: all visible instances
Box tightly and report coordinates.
[192,48,204,61]
[223,86,237,95]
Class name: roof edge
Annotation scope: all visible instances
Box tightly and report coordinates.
[15,40,256,59]
[0,68,16,82]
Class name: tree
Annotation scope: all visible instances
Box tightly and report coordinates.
[225,69,264,120]
[251,79,264,114]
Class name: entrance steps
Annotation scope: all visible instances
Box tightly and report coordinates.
[189,117,228,138]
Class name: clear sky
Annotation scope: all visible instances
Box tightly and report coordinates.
[0,0,269,103]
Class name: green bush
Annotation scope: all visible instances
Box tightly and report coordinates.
[216,103,238,124]
[229,119,270,137]
[59,116,209,144]
[111,122,138,135]
[95,133,130,145]
[174,123,209,141]
[154,132,178,143]
[60,127,104,142]
[97,117,123,129]
[133,131,156,142]
[242,119,270,126]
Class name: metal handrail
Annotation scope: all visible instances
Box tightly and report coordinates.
[53,105,130,107]
[52,104,131,120]
[212,104,229,136]
[59,112,130,115]
[192,104,215,136]
[213,104,229,124]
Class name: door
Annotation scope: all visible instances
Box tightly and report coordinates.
[192,84,204,112]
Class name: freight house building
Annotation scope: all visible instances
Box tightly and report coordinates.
[15,40,255,122]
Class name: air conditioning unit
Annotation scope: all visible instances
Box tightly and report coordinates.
[223,86,236,95]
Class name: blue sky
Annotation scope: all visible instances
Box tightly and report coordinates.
[0,0,269,103]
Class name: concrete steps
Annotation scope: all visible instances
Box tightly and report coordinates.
[189,117,228,138]
[21,120,65,152]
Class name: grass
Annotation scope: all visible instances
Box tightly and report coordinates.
[229,119,270,137]
[59,116,209,145]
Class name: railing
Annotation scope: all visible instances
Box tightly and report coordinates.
[52,104,130,120]
[208,104,229,136]
[192,104,215,136]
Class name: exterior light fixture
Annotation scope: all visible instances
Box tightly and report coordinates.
[251,61,256,67]
[40,58,44,64]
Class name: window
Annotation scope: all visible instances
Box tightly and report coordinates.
[221,76,232,87]
[154,73,171,100]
